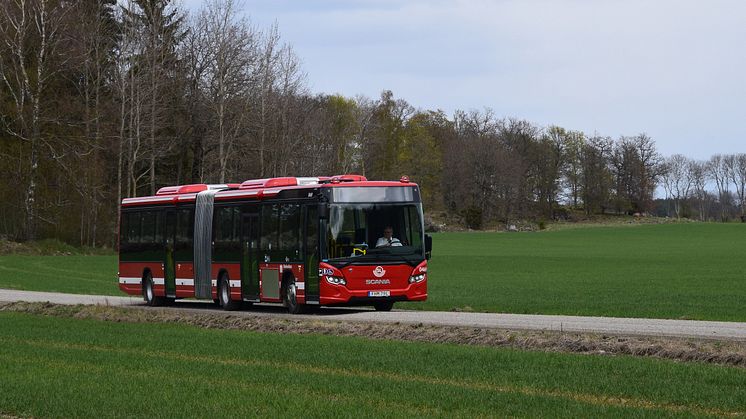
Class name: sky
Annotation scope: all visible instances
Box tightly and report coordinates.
[182,0,746,160]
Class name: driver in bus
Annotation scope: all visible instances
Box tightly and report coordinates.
[376,226,403,248]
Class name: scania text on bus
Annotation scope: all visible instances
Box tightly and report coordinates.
[118,175,432,313]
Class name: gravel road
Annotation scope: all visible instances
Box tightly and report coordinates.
[2,289,744,341]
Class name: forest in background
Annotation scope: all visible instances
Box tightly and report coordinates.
[2,0,745,247]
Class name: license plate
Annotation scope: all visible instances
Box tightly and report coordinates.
[368,290,390,297]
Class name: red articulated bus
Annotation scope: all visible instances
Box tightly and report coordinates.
[118,175,431,313]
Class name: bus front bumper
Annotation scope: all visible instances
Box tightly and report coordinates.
[318,280,427,305]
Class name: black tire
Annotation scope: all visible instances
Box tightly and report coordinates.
[142,273,164,306]
[218,275,241,311]
[283,279,304,314]
[373,301,394,312]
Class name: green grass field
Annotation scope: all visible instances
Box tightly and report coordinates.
[400,223,746,321]
[1,311,745,418]
[1,223,745,321]
[0,254,118,295]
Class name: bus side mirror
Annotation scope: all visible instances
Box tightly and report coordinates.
[425,234,432,260]
[318,203,329,220]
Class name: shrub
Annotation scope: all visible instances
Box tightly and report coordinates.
[463,206,483,230]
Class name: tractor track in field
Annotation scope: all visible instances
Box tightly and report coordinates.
[2,289,746,369]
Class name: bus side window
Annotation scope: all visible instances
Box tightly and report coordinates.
[214,206,232,242]
[231,206,240,242]
[120,212,129,244]
[141,211,155,244]
[176,208,194,261]
[278,204,300,261]
[128,212,141,244]
[260,204,279,261]
[154,210,163,245]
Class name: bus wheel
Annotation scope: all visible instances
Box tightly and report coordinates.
[219,275,241,311]
[143,273,164,306]
[373,301,394,312]
[283,280,303,314]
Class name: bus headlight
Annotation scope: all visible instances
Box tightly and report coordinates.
[326,276,346,286]
[409,274,426,283]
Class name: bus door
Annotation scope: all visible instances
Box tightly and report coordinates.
[240,213,260,300]
[304,205,320,303]
[164,210,177,297]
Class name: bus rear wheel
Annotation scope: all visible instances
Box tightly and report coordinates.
[143,273,164,306]
[373,301,394,312]
[219,275,241,311]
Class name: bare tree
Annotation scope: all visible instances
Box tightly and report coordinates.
[707,154,731,221]
[723,154,746,219]
[562,130,584,208]
[581,135,613,215]
[199,0,257,182]
[661,154,692,218]
[0,0,68,240]
[688,160,707,221]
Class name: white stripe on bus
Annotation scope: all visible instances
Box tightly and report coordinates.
[229,280,241,288]
[152,278,165,285]
[295,282,305,290]
[118,277,141,285]
[176,278,194,286]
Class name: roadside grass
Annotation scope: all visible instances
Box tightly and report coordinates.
[0,254,118,295]
[399,223,746,321]
[1,223,745,321]
[1,311,745,418]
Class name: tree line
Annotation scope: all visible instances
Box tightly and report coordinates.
[659,154,746,222]
[0,0,741,247]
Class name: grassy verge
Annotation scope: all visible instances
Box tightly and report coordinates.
[1,310,745,418]
[0,254,118,295]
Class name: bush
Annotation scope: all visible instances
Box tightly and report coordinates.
[463,206,483,230]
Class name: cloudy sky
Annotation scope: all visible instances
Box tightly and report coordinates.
[184,0,746,159]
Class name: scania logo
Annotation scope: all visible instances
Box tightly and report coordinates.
[373,266,386,277]
[366,279,390,285]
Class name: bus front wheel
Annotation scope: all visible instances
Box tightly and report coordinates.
[374,301,394,312]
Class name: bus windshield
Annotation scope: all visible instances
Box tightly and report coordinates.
[325,203,424,264]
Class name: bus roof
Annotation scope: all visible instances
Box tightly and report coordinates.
[121,175,418,207]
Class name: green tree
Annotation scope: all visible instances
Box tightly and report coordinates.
[399,110,450,209]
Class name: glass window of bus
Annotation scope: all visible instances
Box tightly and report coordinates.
[127,211,141,244]
[405,206,423,250]
[120,211,130,244]
[278,204,301,261]
[141,211,156,244]
[326,203,424,262]
[175,208,194,261]
[215,206,238,243]
[260,204,279,260]
[154,211,163,245]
